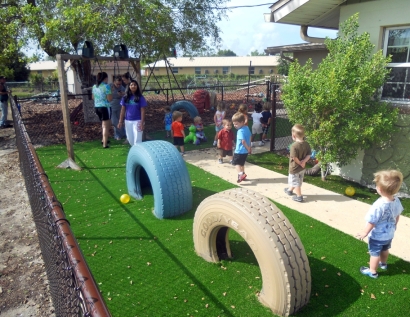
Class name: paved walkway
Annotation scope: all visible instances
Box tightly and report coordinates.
[184,146,410,263]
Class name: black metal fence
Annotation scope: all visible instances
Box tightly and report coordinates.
[10,96,111,316]
[15,81,290,150]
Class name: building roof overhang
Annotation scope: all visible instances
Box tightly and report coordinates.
[265,42,328,55]
[264,0,350,29]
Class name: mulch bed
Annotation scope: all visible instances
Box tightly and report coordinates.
[19,86,269,146]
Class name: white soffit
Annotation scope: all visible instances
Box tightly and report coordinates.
[272,0,346,29]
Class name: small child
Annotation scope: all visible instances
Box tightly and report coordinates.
[164,106,172,138]
[261,102,272,142]
[232,112,252,183]
[284,124,311,202]
[250,103,263,147]
[194,116,207,143]
[171,111,186,156]
[217,118,235,164]
[237,104,248,126]
[356,170,404,279]
[213,101,226,146]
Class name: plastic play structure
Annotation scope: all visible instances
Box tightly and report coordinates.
[126,141,192,219]
[193,188,311,316]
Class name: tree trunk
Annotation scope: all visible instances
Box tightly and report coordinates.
[321,166,326,181]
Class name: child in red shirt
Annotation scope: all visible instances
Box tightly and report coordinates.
[171,111,186,156]
[217,118,235,164]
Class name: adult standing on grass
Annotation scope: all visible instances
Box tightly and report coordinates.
[356,170,404,279]
[92,72,113,148]
[110,76,126,140]
[118,80,147,146]
[0,76,11,129]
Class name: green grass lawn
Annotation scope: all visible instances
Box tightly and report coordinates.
[36,140,410,317]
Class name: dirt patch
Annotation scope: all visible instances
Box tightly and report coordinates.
[0,127,55,316]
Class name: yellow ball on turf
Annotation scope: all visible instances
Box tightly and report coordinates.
[120,194,130,204]
[345,186,355,197]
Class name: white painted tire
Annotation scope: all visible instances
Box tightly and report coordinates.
[193,188,311,316]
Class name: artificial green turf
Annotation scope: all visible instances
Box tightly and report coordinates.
[37,140,410,317]
[247,151,410,218]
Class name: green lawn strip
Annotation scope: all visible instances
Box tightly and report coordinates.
[247,151,410,218]
[36,142,410,317]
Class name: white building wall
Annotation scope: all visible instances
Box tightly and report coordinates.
[340,0,410,52]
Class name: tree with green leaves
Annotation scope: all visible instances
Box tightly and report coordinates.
[2,0,228,58]
[282,14,398,180]
[249,50,265,56]
[216,49,237,56]
[277,55,291,76]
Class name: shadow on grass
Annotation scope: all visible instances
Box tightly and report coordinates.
[229,240,361,316]
[75,155,236,316]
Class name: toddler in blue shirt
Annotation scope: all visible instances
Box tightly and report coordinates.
[356,170,404,278]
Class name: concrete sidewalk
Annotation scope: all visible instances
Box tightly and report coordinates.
[183,147,410,263]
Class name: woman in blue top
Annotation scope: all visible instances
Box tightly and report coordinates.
[118,80,147,145]
[92,72,113,148]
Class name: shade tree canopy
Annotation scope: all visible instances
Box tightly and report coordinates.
[2,0,229,59]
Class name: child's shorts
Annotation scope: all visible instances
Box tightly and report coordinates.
[252,124,263,134]
[262,124,270,135]
[219,149,233,157]
[368,238,392,257]
[165,124,171,131]
[232,153,248,166]
[215,124,223,132]
[173,136,184,146]
[288,170,305,187]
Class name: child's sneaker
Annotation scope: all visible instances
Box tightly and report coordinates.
[292,195,303,202]
[181,152,185,156]
[218,158,223,164]
[284,188,294,196]
[237,173,247,183]
[360,266,378,278]
[378,262,388,270]
[259,141,265,146]
[213,141,217,146]
[251,142,255,147]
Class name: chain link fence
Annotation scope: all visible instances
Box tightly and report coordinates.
[10,96,111,316]
[7,79,291,315]
[16,80,291,150]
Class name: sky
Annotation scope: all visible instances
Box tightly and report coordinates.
[217,0,338,56]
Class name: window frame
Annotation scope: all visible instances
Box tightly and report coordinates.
[222,67,229,75]
[382,26,410,102]
[172,67,178,74]
[195,67,201,75]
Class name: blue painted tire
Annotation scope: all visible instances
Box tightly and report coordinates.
[126,141,192,219]
[170,100,199,119]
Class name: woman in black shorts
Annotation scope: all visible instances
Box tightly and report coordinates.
[92,72,113,148]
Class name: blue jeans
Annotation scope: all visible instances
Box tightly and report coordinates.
[111,107,126,139]
[0,101,8,126]
[368,238,392,257]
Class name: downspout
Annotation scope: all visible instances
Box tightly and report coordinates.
[300,25,326,43]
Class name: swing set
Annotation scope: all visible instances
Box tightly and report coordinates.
[56,51,141,170]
